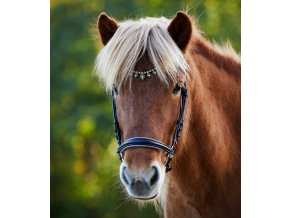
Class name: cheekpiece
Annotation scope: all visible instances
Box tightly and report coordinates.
[130,68,157,80]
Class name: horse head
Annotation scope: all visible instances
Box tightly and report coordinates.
[96,12,192,200]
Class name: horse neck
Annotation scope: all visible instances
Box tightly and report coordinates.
[168,37,241,208]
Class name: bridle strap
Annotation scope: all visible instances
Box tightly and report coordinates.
[112,93,122,146]
[111,85,188,173]
[117,137,172,159]
[171,87,188,150]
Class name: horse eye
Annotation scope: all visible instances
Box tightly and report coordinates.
[173,83,182,94]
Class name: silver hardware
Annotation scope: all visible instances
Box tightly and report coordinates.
[131,69,156,80]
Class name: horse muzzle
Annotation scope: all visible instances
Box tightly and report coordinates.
[120,163,164,200]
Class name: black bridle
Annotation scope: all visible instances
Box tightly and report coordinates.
[111,84,188,173]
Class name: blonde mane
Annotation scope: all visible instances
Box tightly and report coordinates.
[95,17,190,91]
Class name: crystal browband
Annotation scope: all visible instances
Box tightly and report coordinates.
[130,68,157,80]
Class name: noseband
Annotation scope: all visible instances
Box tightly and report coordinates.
[111,83,188,173]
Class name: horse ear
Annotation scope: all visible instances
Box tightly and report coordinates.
[168,12,192,51]
[97,12,118,45]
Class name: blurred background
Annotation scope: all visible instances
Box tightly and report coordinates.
[50,0,240,217]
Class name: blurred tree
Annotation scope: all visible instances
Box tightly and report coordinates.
[51,0,240,217]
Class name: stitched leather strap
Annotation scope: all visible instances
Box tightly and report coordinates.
[117,137,172,155]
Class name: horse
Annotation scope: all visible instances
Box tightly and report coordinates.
[95,11,241,218]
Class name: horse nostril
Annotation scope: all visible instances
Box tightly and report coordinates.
[150,166,159,186]
[122,167,130,185]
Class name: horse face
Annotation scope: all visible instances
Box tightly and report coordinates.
[97,11,192,201]
[115,72,184,200]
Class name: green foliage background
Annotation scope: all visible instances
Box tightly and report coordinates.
[51,0,240,217]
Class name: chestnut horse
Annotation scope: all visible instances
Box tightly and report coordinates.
[95,11,240,218]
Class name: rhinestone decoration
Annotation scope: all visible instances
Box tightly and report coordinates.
[131,69,157,80]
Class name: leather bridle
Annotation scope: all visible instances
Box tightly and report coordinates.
[111,83,188,173]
